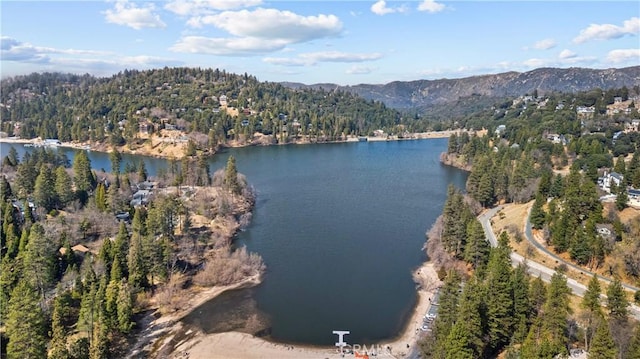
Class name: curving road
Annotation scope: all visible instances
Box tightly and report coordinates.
[478,206,640,321]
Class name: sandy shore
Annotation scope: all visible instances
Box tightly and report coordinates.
[168,262,442,359]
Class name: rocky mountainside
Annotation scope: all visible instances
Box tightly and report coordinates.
[283,66,640,109]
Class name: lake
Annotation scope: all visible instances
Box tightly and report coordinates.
[0,139,467,346]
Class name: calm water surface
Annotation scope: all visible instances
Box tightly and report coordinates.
[0,139,467,345]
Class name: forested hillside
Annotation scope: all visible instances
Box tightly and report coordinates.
[0,68,422,151]
[426,86,640,358]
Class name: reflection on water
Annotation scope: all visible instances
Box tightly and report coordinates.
[181,288,271,337]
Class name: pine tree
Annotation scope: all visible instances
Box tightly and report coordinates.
[112,222,129,279]
[463,219,490,270]
[104,280,119,330]
[73,150,95,203]
[34,164,57,212]
[89,322,109,359]
[510,263,531,342]
[485,236,514,350]
[49,290,71,359]
[433,269,461,356]
[224,155,241,194]
[542,272,572,353]
[449,277,485,357]
[628,325,640,359]
[582,275,603,314]
[109,149,122,175]
[55,166,75,208]
[23,222,56,300]
[606,278,628,321]
[6,282,47,359]
[444,323,476,359]
[117,280,134,333]
[94,183,107,212]
[530,193,547,229]
[589,319,617,359]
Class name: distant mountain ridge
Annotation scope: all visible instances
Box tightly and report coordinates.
[282,66,640,109]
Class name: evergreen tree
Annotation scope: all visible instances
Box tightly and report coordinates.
[23,222,56,300]
[109,149,122,175]
[582,275,603,315]
[117,280,134,333]
[73,150,95,203]
[447,277,485,358]
[542,272,572,354]
[589,319,617,359]
[112,222,129,279]
[34,164,57,212]
[463,219,490,270]
[485,234,514,351]
[137,160,148,181]
[55,166,75,208]
[89,322,109,359]
[510,263,531,342]
[6,282,47,359]
[444,323,476,359]
[224,155,241,194]
[530,193,547,229]
[94,183,107,212]
[616,186,628,211]
[606,278,629,321]
[628,325,640,359]
[49,290,72,359]
[433,269,461,357]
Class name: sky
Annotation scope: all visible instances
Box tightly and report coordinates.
[1,1,639,85]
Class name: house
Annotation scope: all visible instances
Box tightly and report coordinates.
[495,125,506,135]
[629,119,640,132]
[598,171,624,193]
[596,224,613,238]
[44,139,61,147]
[130,189,152,207]
[577,106,595,117]
[373,129,385,137]
[614,97,623,104]
[60,244,92,257]
[219,95,228,106]
[628,188,640,207]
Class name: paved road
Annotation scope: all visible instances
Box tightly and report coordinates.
[522,205,640,294]
[478,206,640,321]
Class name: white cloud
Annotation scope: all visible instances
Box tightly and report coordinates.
[264,51,383,66]
[187,8,342,42]
[573,17,640,44]
[104,0,166,30]
[175,8,343,55]
[165,0,262,16]
[370,0,408,16]
[558,49,577,59]
[1,36,109,63]
[1,37,183,76]
[523,58,549,68]
[417,0,446,13]
[606,49,640,64]
[530,38,557,50]
[170,36,289,55]
[346,65,377,75]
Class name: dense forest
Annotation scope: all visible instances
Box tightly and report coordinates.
[0,146,262,358]
[0,68,427,150]
[424,86,640,358]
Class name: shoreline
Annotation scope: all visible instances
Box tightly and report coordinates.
[165,261,442,359]
[0,129,475,161]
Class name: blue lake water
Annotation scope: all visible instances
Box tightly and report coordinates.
[0,139,467,345]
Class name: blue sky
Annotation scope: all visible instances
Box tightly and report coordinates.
[1,1,639,85]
